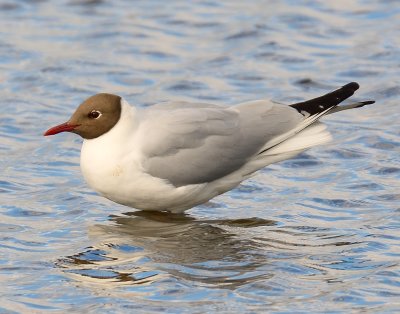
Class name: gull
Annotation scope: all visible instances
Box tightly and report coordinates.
[44,82,374,213]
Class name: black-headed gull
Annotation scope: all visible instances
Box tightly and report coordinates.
[44,82,374,213]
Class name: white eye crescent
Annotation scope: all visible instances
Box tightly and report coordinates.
[88,110,102,119]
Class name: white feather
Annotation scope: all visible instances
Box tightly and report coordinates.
[263,122,332,156]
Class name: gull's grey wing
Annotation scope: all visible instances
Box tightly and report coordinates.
[139,100,303,186]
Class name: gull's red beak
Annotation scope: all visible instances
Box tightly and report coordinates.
[44,122,80,136]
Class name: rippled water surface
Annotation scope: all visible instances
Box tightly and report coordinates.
[1,0,399,313]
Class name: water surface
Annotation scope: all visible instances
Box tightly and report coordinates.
[0,0,399,313]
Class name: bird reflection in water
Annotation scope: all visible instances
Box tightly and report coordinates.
[57,210,276,288]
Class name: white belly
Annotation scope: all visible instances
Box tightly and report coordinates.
[80,140,223,213]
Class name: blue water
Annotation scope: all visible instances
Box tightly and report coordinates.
[1,1,399,313]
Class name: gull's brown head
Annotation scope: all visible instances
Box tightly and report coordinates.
[44,93,122,139]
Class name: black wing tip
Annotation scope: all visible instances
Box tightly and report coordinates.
[290,81,368,116]
[338,82,360,100]
[343,82,360,92]
[356,100,375,108]
[362,100,375,105]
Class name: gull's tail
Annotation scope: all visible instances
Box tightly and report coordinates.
[213,83,375,193]
[255,82,375,160]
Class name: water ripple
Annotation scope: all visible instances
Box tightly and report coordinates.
[0,0,399,313]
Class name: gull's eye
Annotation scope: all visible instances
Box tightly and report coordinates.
[88,110,102,119]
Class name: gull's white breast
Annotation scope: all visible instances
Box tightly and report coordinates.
[79,100,215,212]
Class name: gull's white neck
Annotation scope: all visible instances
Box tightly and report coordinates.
[80,99,140,193]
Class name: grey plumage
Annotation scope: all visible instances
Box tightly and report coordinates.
[140,82,374,188]
[141,101,304,187]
